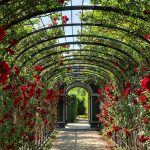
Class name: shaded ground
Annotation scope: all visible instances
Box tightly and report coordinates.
[51,119,114,150]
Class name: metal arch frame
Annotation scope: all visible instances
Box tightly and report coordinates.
[43,64,123,88]
[1,3,149,86]
[39,57,125,78]
[65,82,93,95]
[44,64,114,79]
[46,71,109,86]
[19,41,138,70]
[12,40,138,68]
[40,54,126,72]
[16,32,142,57]
[42,65,112,81]
[14,24,149,53]
[13,32,148,64]
[42,63,123,83]
[33,49,133,68]
[48,73,107,88]
[4,6,150,66]
[12,24,149,64]
[5,5,149,29]
[34,48,130,64]
[16,23,149,45]
[37,54,129,75]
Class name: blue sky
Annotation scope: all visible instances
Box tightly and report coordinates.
[39,0,91,50]
[62,0,91,49]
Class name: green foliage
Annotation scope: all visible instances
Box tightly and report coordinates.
[77,99,86,115]
[68,87,88,115]
[67,95,78,122]
[42,130,58,150]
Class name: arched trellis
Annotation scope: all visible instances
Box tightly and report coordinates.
[33,49,131,66]
[0,1,150,148]
[45,66,111,81]
[4,5,149,29]
[43,63,123,84]
[18,41,138,70]
[48,72,109,87]
[65,82,93,95]
[0,1,149,86]
[47,73,106,88]
[39,60,125,84]
[12,25,149,58]
[12,26,149,66]
[40,54,126,71]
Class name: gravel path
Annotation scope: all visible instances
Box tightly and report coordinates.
[51,119,114,150]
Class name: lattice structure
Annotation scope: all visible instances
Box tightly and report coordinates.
[0,0,150,87]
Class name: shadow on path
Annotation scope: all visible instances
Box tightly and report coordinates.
[51,119,114,150]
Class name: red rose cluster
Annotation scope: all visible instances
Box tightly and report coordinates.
[0,26,6,42]
[34,65,44,71]
[140,74,150,92]
[62,15,69,24]
[0,61,10,84]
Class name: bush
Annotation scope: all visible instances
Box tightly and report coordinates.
[67,95,78,122]
[78,99,86,115]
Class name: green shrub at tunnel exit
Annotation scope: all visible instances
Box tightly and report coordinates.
[78,98,86,115]
[67,95,78,122]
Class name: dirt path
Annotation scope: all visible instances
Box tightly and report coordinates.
[51,119,114,150]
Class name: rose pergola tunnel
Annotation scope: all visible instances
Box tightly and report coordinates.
[0,0,150,149]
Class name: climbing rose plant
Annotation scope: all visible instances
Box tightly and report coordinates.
[97,65,150,149]
[0,63,63,149]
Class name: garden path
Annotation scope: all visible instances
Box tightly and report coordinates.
[51,119,115,150]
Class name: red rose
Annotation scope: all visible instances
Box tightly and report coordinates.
[125,82,130,88]
[143,118,149,124]
[138,135,150,143]
[97,88,101,95]
[0,26,6,42]
[28,134,35,141]
[140,75,150,91]
[109,115,113,124]
[14,66,20,76]
[43,119,48,125]
[9,39,18,46]
[34,65,44,71]
[0,118,5,125]
[139,94,148,105]
[123,128,130,136]
[133,67,138,72]
[0,61,10,76]
[0,61,10,84]
[0,74,8,84]
[124,87,131,96]
[135,89,143,95]
[34,74,41,81]
[4,48,15,55]
[62,15,69,24]
[113,125,122,132]
[2,83,14,91]
[144,35,150,41]
[106,131,113,137]
[133,99,137,105]
[144,104,150,111]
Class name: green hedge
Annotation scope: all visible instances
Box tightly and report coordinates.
[67,95,78,122]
